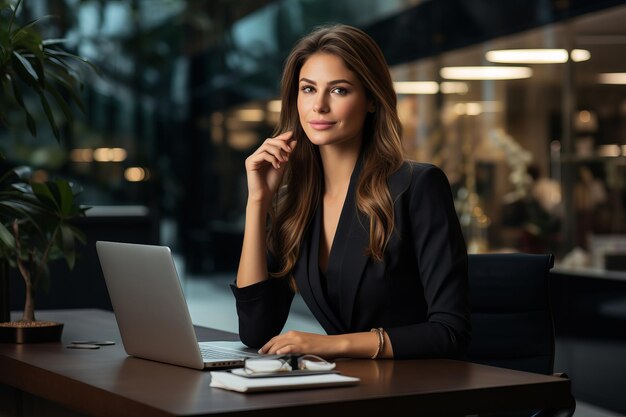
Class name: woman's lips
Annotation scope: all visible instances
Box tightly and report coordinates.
[309,121,336,130]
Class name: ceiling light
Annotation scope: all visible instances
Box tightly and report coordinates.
[440,82,468,94]
[486,49,568,64]
[571,49,591,62]
[393,81,439,95]
[452,101,503,116]
[440,66,532,80]
[598,73,626,85]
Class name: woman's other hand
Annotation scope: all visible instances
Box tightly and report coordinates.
[258,331,346,358]
[258,330,394,359]
[245,131,295,209]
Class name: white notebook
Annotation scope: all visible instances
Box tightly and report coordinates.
[210,371,360,393]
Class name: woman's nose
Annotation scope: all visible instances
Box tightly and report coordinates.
[313,96,329,113]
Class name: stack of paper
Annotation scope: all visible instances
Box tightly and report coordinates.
[210,371,360,393]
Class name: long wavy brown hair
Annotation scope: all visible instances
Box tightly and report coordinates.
[269,24,404,283]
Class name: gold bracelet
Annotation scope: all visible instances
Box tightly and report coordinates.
[370,327,384,359]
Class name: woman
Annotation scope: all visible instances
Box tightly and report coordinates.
[232,24,470,360]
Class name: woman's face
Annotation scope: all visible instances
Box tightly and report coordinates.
[297,52,371,148]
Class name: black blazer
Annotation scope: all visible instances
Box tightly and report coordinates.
[231,160,471,359]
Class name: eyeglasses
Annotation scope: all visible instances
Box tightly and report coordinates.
[242,354,336,375]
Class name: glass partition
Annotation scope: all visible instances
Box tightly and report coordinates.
[388,8,626,269]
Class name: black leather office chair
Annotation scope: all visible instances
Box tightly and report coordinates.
[467,253,575,417]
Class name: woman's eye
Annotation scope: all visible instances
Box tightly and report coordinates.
[301,86,315,93]
[331,87,348,95]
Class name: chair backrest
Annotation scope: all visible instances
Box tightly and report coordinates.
[467,253,555,375]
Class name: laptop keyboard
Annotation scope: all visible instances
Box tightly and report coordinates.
[198,345,252,361]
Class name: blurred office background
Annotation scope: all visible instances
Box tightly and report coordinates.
[2,0,626,415]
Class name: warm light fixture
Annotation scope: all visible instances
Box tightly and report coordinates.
[454,102,483,116]
[598,145,621,157]
[440,66,532,80]
[571,49,591,62]
[235,108,265,122]
[393,81,439,95]
[125,167,148,182]
[267,100,282,113]
[393,81,469,95]
[486,49,568,64]
[440,81,469,94]
[598,73,626,85]
[70,148,94,162]
[452,101,503,116]
[578,110,591,123]
[93,147,127,162]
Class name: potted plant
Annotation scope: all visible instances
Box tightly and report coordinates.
[0,0,93,342]
[0,169,87,342]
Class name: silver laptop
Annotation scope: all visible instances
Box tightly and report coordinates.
[96,241,263,370]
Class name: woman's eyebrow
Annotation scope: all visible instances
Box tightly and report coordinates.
[299,77,354,86]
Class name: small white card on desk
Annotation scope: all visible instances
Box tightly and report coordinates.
[209,371,360,393]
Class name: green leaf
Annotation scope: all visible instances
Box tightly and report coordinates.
[10,78,37,136]
[59,224,76,269]
[41,38,67,46]
[12,50,39,84]
[31,53,46,89]
[45,54,72,72]
[67,224,86,245]
[0,199,46,241]
[45,48,100,74]
[30,181,59,211]
[11,16,54,47]
[13,33,45,64]
[0,222,16,249]
[47,83,73,126]
[38,91,60,141]
[54,179,74,216]
[7,0,22,34]
[48,72,85,113]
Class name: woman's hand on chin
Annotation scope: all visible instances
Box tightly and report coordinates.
[245,131,296,209]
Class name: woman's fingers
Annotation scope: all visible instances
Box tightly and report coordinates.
[257,142,288,163]
[247,132,296,171]
[246,146,284,169]
[244,131,296,204]
[247,151,282,170]
[274,130,294,142]
[275,345,296,355]
[262,131,296,157]
[257,137,294,160]
[259,331,308,355]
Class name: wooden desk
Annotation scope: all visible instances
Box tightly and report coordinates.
[0,310,571,417]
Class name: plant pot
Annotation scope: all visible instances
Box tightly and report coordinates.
[0,321,64,343]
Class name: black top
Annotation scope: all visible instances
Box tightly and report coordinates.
[231,160,471,359]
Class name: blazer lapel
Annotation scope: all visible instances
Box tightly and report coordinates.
[335,160,413,329]
[330,156,370,330]
[294,206,345,334]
